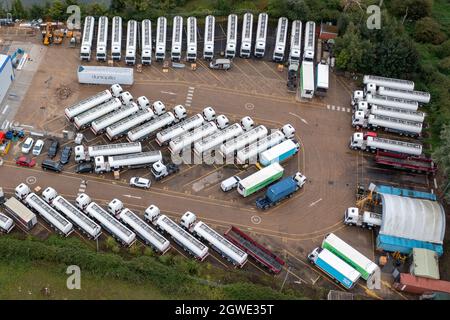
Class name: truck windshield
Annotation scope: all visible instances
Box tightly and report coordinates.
[242,49,250,54]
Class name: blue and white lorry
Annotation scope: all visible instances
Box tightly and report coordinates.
[259,139,300,167]
[308,247,361,290]
[255,172,306,210]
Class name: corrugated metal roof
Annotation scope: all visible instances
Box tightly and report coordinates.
[380,194,445,244]
[411,248,440,280]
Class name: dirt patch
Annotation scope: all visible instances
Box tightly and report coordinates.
[55,85,72,101]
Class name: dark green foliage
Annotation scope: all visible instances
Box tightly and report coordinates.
[389,0,433,21]
[414,17,447,44]
[11,0,27,19]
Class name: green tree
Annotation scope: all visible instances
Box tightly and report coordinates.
[414,17,447,45]
[437,40,450,58]
[335,23,368,72]
[29,4,44,19]
[389,0,433,21]
[286,0,311,21]
[46,0,66,21]
[86,3,108,17]
[267,0,288,18]
[432,124,450,201]
[11,0,27,19]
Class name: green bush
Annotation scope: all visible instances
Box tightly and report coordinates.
[438,56,450,74]
[414,17,447,45]
[437,40,450,58]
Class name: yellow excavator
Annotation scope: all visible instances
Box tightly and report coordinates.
[43,22,53,45]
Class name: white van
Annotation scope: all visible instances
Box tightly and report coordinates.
[221,176,241,192]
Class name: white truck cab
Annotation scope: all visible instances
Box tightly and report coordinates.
[352,110,366,127]
[352,90,364,106]
[152,101,166,116]
[180,211,197,230]
[120,91,133,105]
[75,193,91,210]
[42,187,58,203]
[344,207,382,230]
[240,116,254,131]
[74,145,88,163]
[294,172,307,188]
[365,83,377,95]
[282,124,296,139]
[355,101,369,114]
[173,105,187,121]
[108,198,124,216]
[216,115,230,129]
[110,84,123,97]
[137,96,150,109]
[144,204,160,223]
[202,107,216,121]
[15,183,30,200]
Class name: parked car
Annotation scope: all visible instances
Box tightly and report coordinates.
[32,139,45,156]
[21,137,34,154]
[75,162,94,173]
[209,58,231,70]
[60,146,72,165]
[129,177,151,189]
[15,156,36,167]
[41,159,63,173]
[47,140,59,158]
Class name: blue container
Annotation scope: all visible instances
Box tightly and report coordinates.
[376,185,437,201]
[316,256,355,289]
[266,178,297,203]
[376,234,443,256]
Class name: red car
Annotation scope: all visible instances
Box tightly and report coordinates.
[16,156,36,167]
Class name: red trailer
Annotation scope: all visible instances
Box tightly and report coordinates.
[394,273,450,295]
[375,150,436,174]
[224,226,285,274]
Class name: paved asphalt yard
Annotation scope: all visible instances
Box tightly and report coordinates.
[0,28,432,299]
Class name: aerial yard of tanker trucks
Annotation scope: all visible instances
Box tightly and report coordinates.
[0,14,447,301]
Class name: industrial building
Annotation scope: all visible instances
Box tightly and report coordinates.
[376,192,446,256]
[0,54,15,104]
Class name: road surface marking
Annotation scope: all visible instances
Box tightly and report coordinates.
[1,104,9,115]
[1,120,9,130]
[336,106,340,111]
[288,112,308,125]
[160,91,176,95]
[331,105,335,110]
[347,108,351,113]
[326,104,330,110]
[122,194,142,199]
[308,198,322,207]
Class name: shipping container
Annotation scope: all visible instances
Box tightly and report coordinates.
[394,273,450,295]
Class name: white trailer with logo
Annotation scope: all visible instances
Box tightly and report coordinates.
[156,114,204,146]
[119,208,170,254]
[91,103,139,135]
[42,187,102,240]
[171,16,183,62]
[203,15,215,60]
[80,16,95,61]
[237,131,286,164]
[180,212,248,267]
[273,17,288,62]
[65,89,113,121]
[194,123,243,156]
[127,112,175,142]
[378,86,430,104]
[144,206,209,261]
[125,20,137,65]
[106,109,155,140]
[74,142,142,163]
[303,21,316,61]
[225,14,238,58]
[141,19,152,65]
[186,17,197,62]
[94,151,162,173]
[254,13,268,58]
[363,75,414,91]
[74,98,122,130]
[169,121,218,154]
[240,13,253,58]
[289,20,302,65]
[96,16,108,61]
[220,125,268,158]
[84,201,136,246]
[155,17,167,61]
[24,193,73,237]
[111,16,122,60]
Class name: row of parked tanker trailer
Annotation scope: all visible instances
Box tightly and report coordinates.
[4,183,286,272]
[349,75,435,174]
